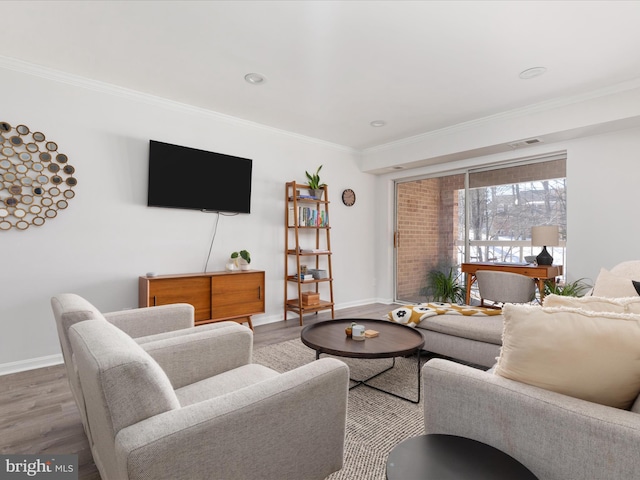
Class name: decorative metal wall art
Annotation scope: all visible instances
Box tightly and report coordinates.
[0,122,77,230]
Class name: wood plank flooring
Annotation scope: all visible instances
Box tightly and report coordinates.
[0,303,397,480]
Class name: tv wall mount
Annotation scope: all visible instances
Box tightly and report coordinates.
[0,121,77,230]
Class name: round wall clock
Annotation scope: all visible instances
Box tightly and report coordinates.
[341,188,356,206]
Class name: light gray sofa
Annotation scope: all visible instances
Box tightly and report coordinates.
[416,313,502,368]
[414,260,640,368]
[423,358,640,480]
[53,294,350,480]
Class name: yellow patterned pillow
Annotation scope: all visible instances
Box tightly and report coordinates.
[387,305,435,327]
[387,302,502,327]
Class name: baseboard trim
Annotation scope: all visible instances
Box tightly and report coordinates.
[1,299,397,376]
[0,354,63,377]
[251,298,392,327]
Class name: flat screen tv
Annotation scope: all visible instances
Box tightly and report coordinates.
[147,140,252,214]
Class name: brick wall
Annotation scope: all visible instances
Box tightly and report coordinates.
[396,174,464,302]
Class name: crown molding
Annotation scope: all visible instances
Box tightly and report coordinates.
[4,54,639,158]
[363,77,640,155]
[0,55,358,155]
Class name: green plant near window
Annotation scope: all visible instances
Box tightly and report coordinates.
[305,165,326,189]
[544,277,591,297]
[420,266,465,304]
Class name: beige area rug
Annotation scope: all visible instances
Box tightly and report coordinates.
[253,339,427,480]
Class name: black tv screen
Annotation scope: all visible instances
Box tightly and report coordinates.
[147,140,252,213]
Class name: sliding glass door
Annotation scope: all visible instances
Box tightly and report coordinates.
[394,156,566,304]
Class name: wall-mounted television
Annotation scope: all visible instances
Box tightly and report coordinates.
[147,140,252,214]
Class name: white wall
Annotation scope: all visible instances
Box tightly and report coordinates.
[564,127,640,281]
[0,67,377,372]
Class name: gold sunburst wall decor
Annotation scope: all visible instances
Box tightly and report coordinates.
[0,121,77,230]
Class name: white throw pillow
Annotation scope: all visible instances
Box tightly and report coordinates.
[495,304,640,409]
[543,294,640,314]
[592,268,640,298]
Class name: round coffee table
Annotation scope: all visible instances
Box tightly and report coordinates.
[386,434,539,479]
[300,319,425,403]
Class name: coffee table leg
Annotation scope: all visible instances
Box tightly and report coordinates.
[359,349,421,404]
[317,349,422,404]
[350,358,396,390]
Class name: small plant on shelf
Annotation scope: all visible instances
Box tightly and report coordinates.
[305,165,326,199]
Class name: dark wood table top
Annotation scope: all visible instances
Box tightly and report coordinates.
[300,319,424,359]
[461,262,562,277]
[386,434,538,480]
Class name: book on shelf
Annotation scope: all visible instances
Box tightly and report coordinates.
[288,207,295,227]
[292,273,314,281]
[288,195,318,201]
[300,248,330,253]
[289,206,329,227]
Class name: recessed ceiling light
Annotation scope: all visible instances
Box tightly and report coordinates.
[519,67,547,80]
[244,73,266,85]
[370,120,386,127]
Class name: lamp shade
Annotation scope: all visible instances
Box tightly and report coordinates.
[531,225,560,247]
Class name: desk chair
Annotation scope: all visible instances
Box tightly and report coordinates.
[476,270,536,308]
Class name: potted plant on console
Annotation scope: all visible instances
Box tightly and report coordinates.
[230,250,251,270]
[305,165,326,200]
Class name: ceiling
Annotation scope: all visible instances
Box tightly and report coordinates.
[3,0,640,150]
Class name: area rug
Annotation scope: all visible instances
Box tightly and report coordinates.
[253,339,427,480]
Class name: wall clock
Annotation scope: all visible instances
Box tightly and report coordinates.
[341,188,356,207]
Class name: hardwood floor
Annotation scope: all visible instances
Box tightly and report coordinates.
[0,303,397,479]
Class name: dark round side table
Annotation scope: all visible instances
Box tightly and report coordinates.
[386,434,538,480]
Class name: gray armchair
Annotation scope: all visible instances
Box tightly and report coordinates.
[53,294,350,480]
[422,359,640,480]
[52,293,234,439]
[422,260,640,479]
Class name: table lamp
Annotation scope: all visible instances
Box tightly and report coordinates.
[531,225,559,265]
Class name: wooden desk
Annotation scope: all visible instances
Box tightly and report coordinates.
[461,263,563,304]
